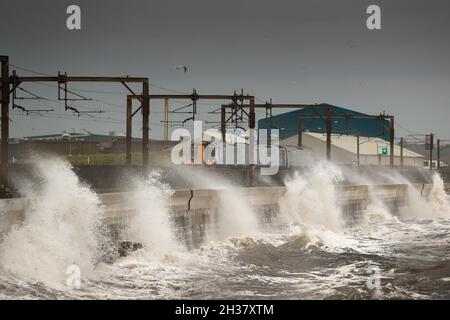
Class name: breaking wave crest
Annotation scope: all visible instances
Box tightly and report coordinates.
[0,157,104,287]
[124,172,181,259]
[0,159,449,299]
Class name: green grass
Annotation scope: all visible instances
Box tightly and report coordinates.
[66,151,172,166]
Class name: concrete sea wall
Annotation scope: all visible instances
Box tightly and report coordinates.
[2,183,446,248]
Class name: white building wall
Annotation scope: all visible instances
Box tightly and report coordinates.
[281,132,423,167]
[282,133,354,164]
[356,155,423,167]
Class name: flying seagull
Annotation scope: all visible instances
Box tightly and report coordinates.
[174,65,187,73]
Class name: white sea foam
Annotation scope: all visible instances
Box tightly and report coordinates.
[0,157,103,287]
[123,172,181,259]
[0,158,449,299]
[279,162,344,232]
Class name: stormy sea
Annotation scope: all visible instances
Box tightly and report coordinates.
[0,159,449,299]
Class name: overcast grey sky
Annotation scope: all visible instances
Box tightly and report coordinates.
[1,0,449,140]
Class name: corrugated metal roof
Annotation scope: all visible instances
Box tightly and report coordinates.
[258,105,390,141]
[298,132,423,158]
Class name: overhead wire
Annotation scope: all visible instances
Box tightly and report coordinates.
[8,63,273,135]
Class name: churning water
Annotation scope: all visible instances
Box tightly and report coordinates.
[0,159,449,299]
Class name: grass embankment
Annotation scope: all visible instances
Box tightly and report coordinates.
[66,152,171,166]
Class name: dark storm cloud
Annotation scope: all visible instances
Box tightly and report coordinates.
[1,0,449,139]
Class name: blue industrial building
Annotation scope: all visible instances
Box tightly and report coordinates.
[258,105,390,141]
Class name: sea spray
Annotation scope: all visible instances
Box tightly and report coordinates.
[124,172,181,258]
[0,161,448,299]
[426,173,450,216]
[382,171,450,218]
[279,162,344,232]
[171,165,262,241]
[362,197,397,223]
[213,189,261,240]
[339,167,450,219]
[0,157,104,287]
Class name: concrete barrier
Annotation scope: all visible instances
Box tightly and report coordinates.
[410,183,450,198]
[0,183,436,244]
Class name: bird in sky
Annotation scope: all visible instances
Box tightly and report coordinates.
[174,65,187,73]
